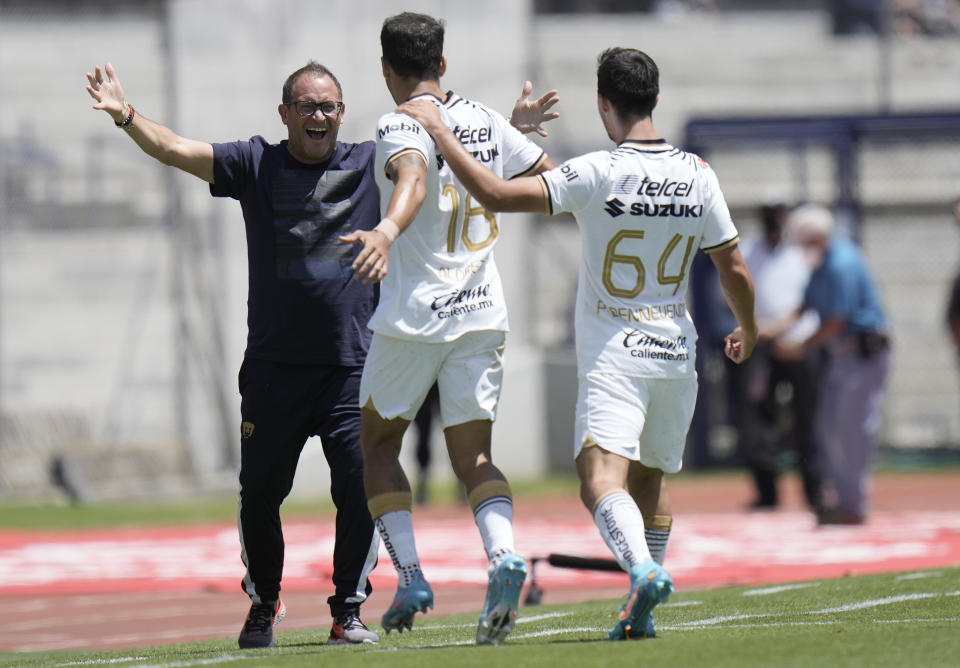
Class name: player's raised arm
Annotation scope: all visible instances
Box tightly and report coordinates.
[709,244,758,364]
[86,62,214,183]
[399,100,547,214]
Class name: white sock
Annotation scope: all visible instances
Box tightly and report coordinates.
[593,490,652,571]
[645,526,670,566]
[375,510,422,587]
[473,496,515,566]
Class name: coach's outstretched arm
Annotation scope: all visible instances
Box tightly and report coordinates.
[710,244,758,364]
[86,63,214,183]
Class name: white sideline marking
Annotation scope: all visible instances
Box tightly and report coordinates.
[518,611,575,623]
[512,626,606,639]
[743,583,820,596]
[662,617,960,632]
[810,592,938,613]
[896,571,942,581]
[663,620,838,631]
[662,599,703,607]
[387,625,608,648]
[56,659,149,666]
[57,659,253,668]
[673,612,776,627]
[874,617,960,624]
[397,639,475,648]
[130,658,255,668]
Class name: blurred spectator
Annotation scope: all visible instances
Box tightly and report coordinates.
[833,0,960,36]
[947,198,960,362]
[735,203,822,511]
[773,204,890,525]
[534,0,652,12]
[893,0,960,35]
[654,0,718,17]
[832,0,885,34]
[413,382,440,504]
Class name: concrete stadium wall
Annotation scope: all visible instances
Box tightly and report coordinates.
[0,0,546,500]
[1,1,958,501]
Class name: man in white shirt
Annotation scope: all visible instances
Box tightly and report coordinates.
[401,46,756,641]
[340,12,556,645]
[735,203,821,511]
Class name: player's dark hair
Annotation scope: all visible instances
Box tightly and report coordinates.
[596,47,659,119]
[282,60,343,103]
[381,12,445,79]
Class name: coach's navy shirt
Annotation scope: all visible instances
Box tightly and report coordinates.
[211,137,379,365]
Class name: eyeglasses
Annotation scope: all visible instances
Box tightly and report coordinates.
[288,100,343,118]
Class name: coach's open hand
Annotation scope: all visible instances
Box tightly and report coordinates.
[86,63,128,123]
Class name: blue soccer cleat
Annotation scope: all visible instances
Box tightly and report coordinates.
[476,553,528,645]
[606,560,672,640]
[642,612,657,638]
[381,571,434,634]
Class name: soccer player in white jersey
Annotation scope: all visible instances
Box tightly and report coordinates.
[338,12,556,645]
[400,47,757,641]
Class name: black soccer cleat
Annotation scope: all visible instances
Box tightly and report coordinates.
[238,599,286,648]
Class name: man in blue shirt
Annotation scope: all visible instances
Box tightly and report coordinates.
[87,60,382,648]
[773,204,890,525]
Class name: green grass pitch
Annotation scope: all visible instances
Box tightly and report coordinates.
[2,566,957,668]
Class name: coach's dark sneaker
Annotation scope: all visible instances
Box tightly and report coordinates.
[238,599,286,648]
[328,610,380,644]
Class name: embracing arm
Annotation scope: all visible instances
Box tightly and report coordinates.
[86,63,214,183]
[710,244,758,364]
[339,153,428,284]
[399,99,548,213]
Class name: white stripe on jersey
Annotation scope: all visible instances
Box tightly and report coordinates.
[540,139,739,379]
[370,91,546,342]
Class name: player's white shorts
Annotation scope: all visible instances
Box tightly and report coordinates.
[360,330,505,427]
[574,371,698,473]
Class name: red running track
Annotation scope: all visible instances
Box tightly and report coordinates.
[1,470,958,652]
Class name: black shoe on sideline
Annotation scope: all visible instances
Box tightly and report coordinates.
[238,599,286,648]
[328,609,380,644]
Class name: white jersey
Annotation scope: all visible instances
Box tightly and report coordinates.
[370,92,546,342]
[539,140,739,379]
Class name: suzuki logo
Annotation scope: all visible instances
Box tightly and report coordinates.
[604,197,626,217]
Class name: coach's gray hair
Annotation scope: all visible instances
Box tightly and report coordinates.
[282,60,343,103]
